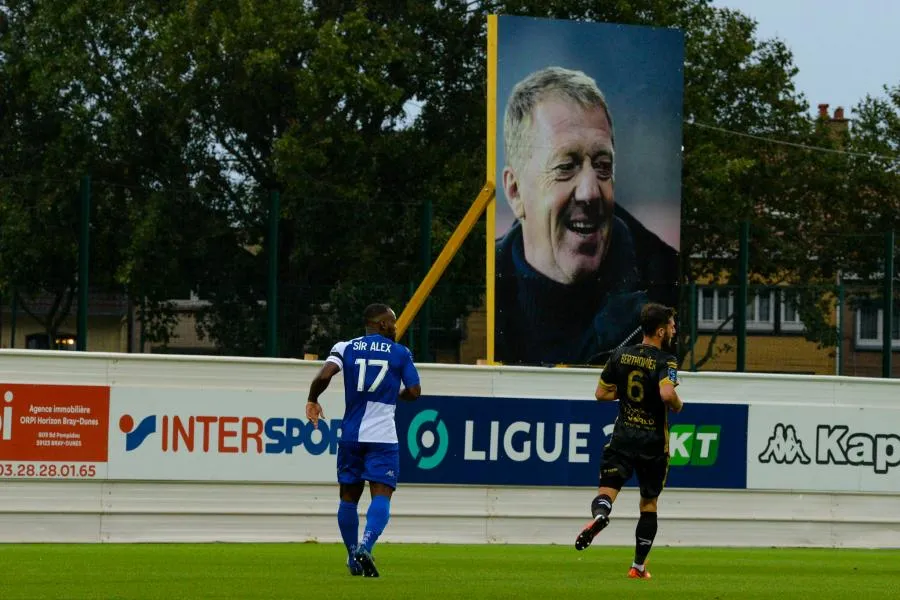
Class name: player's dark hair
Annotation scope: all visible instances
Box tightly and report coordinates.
[363,303,392,323]
[640,303,674,336]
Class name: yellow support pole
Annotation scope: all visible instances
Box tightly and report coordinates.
[397,182,496,340]
[485,14,498,364]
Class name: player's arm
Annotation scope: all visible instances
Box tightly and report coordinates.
[399,384,421,402]
[595,355,618,402]
[398,348,422,402]
[307,345,344,427]
[595,378,617,401]
[660,383,682,413]
[308,361,340,404]
[660,360,683,413]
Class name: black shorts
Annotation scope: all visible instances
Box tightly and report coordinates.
[598,444,669,499]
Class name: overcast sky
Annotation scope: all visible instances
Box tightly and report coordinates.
[711,0,900,117]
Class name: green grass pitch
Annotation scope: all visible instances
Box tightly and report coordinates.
[2,543,897,599]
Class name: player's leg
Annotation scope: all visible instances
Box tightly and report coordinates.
[360,482,394,553]
[354,443,399,577]
[336,442,366,575]
[575,445,631,550]
[629,496,658,578]
[592,486,620,520]
[628,454,667,579]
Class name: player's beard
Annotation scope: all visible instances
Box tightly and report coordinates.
[661,331,675,354]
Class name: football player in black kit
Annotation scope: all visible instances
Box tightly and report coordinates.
[574,303,683,580]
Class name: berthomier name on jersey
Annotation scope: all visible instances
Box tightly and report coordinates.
[352,340,392,352]
[619,353,656,370]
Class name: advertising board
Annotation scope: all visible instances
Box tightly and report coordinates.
[748,404,900,493]
[108,388,340,482]
[398,396,747,488]
[0,383,109,479]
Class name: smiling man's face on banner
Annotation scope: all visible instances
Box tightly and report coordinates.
[503,96,616,285]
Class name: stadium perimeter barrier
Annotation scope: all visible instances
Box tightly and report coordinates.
[0,350,898,548]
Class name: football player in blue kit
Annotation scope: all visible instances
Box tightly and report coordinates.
[307,303,421,577]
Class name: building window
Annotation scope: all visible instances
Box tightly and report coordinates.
[855,305,900,349]
[25,333,77,351]
[698,288,734,331]
[746,290,775,332]
[170,289,211,310]
[697,287,785,333]
[779,292,805,332]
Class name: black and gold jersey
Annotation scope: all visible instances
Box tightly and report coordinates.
[598,344,678,456]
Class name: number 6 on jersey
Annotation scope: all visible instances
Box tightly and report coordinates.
[626,370,644,403]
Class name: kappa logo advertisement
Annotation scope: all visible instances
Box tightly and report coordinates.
[397,396,748,488]
[758,423,811,465]
[748,406,900,493]
[108,388,342,483]
[758,422,899,474]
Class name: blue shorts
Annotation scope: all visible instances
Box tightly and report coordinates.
[337,441,400,489]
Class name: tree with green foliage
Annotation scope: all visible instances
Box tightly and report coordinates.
[1,0,897,366]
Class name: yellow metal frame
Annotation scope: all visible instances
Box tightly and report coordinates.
[485,14,498,364]
[396,16,500,364]
[396,182,496,340]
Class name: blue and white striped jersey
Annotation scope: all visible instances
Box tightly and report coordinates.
[326,334,420,444]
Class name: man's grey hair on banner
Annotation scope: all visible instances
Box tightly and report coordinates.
[503,66,615,175]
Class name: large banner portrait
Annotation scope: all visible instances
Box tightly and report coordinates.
[488,16,683,366]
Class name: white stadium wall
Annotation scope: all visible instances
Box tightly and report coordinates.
[1,350,899,547]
